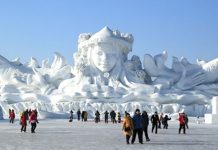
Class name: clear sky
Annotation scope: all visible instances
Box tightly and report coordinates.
[0,0,218,66]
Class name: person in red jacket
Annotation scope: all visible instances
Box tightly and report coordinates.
[29,110,38,133]
[178,113,186,134]
[9,109,15,124]
[20,112,27,132]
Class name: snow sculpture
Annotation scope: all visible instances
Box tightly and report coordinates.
[59,27,154,99]
[205,97,218,124]
[0,26,218,119]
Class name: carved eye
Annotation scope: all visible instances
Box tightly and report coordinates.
[97,51,103,56]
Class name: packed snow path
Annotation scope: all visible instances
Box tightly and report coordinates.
[0,119,217,150]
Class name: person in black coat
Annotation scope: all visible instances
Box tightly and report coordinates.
[95,110,100,123]
[141,111,150,141]
[81,111,85,121]
[131,109,143,144]
[104,111,109,123]
[24,109,29,120]
[110,110,117,124]
[184,114,189,129]
[162,115,171,129]
[151,111,160,134]
[77,109,81,121]
[69,110,73,122]
[163,115,171,129]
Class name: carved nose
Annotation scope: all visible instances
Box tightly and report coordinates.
[101,53,108,60]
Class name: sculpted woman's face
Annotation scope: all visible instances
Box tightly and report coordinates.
[91,43,119,73]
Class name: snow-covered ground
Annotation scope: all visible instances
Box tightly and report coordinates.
[0,119,217,150]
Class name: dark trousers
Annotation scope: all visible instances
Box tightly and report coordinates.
[126,135,130,144]
[152,123,158,133]
[105,117,108,123]
[21,125,26,132]
[163,123,168,129]
[131,129,143,144]
[185,122,189,129]
[142,126,149,140]
[10,119,14,123]
[31,123,37,133]
[112,118,117,124]
[77,115,80,121]
[179,124,186,134]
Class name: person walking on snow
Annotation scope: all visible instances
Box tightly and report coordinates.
[122,113,134,144]
[131,109,143,144]
[141,111,150,141]
[159,112,164,128]
[20,112,27,132]
[117,112,121,123]
[178,113,186,134]
[104,111,109,123]
[95,110,100,123]
[77,109,81,121]
[29,110,38,133]
[69,110,73,122]
[184,113,189,129]
[163,115,171,129]
[9,109,15,124]
[151,111,160,134]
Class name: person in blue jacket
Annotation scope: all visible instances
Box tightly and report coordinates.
[131,109,143,144]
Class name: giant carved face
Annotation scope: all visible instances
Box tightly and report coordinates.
[91,43,119,73]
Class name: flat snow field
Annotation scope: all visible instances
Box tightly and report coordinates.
[0,119,218,150]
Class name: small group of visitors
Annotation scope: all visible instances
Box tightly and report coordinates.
[122,109,150,144]
[69,109,88,122]
[8,108,39,133]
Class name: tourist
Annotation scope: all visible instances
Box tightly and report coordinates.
[141,111,150,141]
[24,109,29,121]
[81,111,85,121]
[69,110,73,122]
[178,113,186,134]
[104,111,109,123]
[84,111,88,121]
[95,110,100,123]
[122,113,134,144]
[159,112,164,128]
[117,112,121,123]
[29,110,38,133]
[184,113,189,129]
[9,109,15,124]
[110,110,117,124]
[162,115,171,129]
[131,109,143,144]
[77,109,81,121]
[20,111,27,132]
[151,111,160,134]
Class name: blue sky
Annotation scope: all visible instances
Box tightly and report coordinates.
[0,0,218,66]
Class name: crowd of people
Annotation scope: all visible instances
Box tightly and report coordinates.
[7,108,189,144]
[122,109,189,144]
[8,109,39,133]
